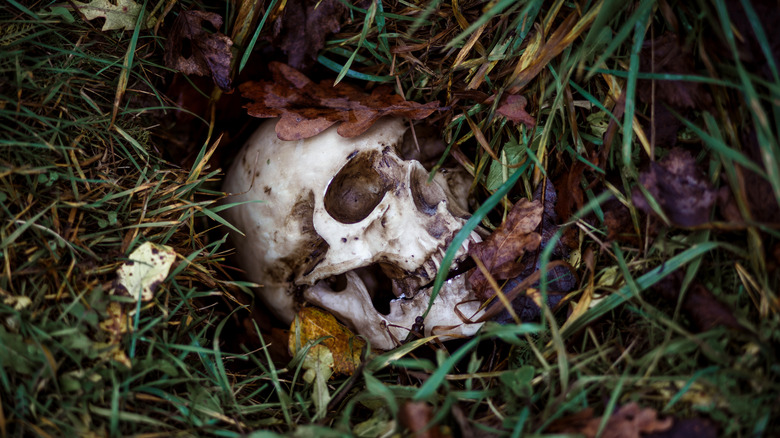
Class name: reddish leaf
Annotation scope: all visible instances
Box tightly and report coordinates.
[602,196,647,245]
[467,198,543,300]
[497,94,536,130]
[553,160,586,221]
[240,62,440,140]
[164,11,233,91]
[632,148,718,227]
[548,402,673,438]
[272,0,348,70]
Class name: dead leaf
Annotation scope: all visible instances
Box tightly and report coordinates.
[467,198,543,300]
[496,94,535,130]
[240,62,440,140]
[652,272,744,333]
[289,307,366,378]
[164,10,233,91]
[99,242,177,367]
[398,401,446,438]
[603,199,643,245]
[638,32,712,109]
[632,147,718,227]
[112,242,176,302]
[71,0,152,31]
[272,0,348,71]
[683,283,744,332]
[507,12,585,93]
[482,181,577,323]
[548,402,673,438]
[553,160,586,222]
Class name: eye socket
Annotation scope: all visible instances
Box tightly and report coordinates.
[410,166,445,216]
[324,151,389,224]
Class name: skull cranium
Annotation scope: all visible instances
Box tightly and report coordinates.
[222,118,483,350]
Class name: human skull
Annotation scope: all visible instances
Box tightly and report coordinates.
[222,118,483,350]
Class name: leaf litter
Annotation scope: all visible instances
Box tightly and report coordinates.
[69,0,153,31]
[468,181,577,323]
[164,10,234,91]
[271,0,348,71]
[632,147,718,227]
[548,402,673,438]
[240,62,440,140]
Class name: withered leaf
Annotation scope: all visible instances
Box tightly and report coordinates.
[467,198,543,300]
[496,94,536,130]
[240,62,440,140]
[272,0,348,71]
[289,307,366,377]
[554,161,586,222]
[485,181,577,323]
[638,32,712,109]
[71,0,151,31]
[548,402,673,438]
[603,197,645,245]
[683,283,744,332]
[398,401,445,438]
[632,147,718,227]
[652,272,744,333]
[164,11,233,91]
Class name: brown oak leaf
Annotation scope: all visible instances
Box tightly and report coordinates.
[164,10,233,91]
[240,62,440,140]
[497,94,536,130]
[467,198,543,300]
[632,148,718,227]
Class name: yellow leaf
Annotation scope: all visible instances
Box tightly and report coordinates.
[289,307,366,378]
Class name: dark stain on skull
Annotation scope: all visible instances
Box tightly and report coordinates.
[285,190,330,281]
[289,190,317,236]
[264,186,271,195]
[426,216,448,239]
[324,150,390,224]
[300,238,329,277]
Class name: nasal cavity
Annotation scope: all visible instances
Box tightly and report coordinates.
[324,151,389,224]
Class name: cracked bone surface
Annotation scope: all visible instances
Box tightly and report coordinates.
[222,118,483,350]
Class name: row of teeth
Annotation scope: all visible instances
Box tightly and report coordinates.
[416,232,478,290]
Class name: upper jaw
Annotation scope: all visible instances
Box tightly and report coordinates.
[389,230,481,300]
